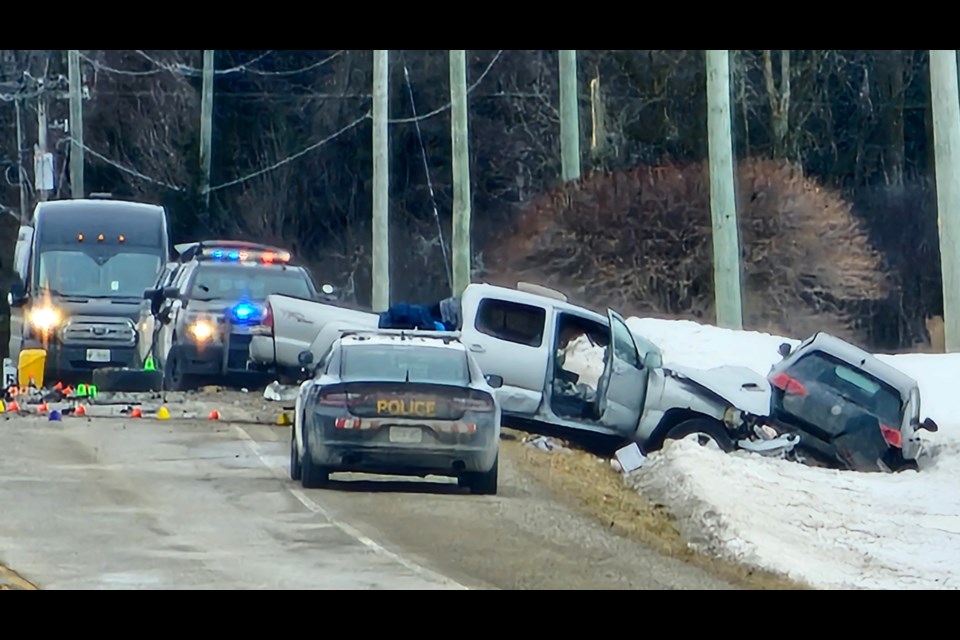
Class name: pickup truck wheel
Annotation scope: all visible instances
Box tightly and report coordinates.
[664,418,736,453]
[300,429,330,489]
[289,428,302,481]
[463,454,499,496]
[164,343,201,392]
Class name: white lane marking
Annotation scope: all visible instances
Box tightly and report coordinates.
[232,425,468,590]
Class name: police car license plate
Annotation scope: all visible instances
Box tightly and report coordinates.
[86,349,111,363]
[389,427,423,444]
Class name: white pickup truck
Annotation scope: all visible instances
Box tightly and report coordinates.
[248,282,799,456]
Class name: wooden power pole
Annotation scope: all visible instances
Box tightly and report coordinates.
[36,94,49,202]
[705,50,744,330]
[559,50,581,182]
[929,49,960,352]
[450,50,472,298]
[371,50,390,312]
[68,49,85,199]
[199,50,215,214]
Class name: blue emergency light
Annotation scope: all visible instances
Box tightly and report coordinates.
[231,302,260,323]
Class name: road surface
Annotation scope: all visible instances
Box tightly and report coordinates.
[0,392,737,590]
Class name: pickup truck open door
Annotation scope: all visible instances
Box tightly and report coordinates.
[594,309,650,438]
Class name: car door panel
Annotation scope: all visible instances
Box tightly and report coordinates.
[458,292,550,415]
[595,310,649,437]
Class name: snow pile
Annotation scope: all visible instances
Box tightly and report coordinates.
[584,317,960,590]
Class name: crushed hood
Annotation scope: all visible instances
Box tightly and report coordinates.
[664,364,773,417]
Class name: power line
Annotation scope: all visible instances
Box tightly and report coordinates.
[78,52,164,76]
[62,136,186,191]
[388,50,504,125]
[133,50,276,77]
[244,51,345,76]
[205,110,372,194]
[399,50,452,291]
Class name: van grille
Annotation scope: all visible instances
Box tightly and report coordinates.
[60,318,137,347]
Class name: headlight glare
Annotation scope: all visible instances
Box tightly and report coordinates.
[188,320,215,342]
[28,306,62,333]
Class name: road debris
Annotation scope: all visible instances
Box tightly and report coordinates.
[524,435,573,454]
[263,381,298,402]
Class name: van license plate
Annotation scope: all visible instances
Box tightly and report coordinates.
[389,427,423,444]
[86,349,111,363]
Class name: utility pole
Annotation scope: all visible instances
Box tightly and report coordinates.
[371,50,390,312]
[559,50,581,182]
[450,50,472,298]
[14,97,29,221]
[199,50,215,214]
[68,49,85,199]
[705,50,744,330]
[36,94,49,202]
[929,49,960,352]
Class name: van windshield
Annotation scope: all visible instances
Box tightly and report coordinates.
[38,250,162,299]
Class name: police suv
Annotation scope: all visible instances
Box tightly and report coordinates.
[140,241,334,391]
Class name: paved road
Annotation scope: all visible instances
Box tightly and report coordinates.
[0,400,737,590]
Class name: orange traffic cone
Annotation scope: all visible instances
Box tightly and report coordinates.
[8,401,20,413]
[54,382,63,391]
[38,402,49,413]
[208,410,221,421]
[74,404,87,417]
[130,407,143,418]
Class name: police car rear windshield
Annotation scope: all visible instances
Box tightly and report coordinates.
[189,263,313,301]
[340,345,470,385]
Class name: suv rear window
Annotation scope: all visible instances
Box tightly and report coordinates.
[340,344,470,385]
[189,264,313,300]
[781,351,903,428]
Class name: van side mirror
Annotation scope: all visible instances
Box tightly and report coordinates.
[643,351,663,369]
[298,350,315,368]
[484,374,503,389]
[8,280,28,307]
[778,343,793,358]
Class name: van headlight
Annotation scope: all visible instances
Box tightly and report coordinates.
[28,306,63,334]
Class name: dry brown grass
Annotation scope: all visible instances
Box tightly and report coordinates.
[501,429,811,590]
[0,565,38,590]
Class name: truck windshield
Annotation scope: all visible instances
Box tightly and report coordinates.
[189,264,314,301]
[38,250,162,299]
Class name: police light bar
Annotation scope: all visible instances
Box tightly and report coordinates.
[201,247,291,264]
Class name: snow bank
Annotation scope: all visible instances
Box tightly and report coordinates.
[581,317,960,590]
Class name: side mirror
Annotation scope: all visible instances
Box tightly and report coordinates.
[162,286,180,300]
[298,350,315,368]
[918,417,939,433]
[8,280,28,308]
[485,374,503,389]
[778,343,793,358]
[319,284,337,301]
[643,351,663,369]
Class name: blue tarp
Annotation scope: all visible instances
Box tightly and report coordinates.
[378,299,460,331]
